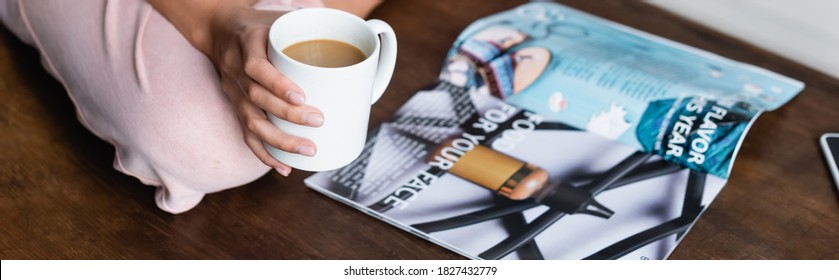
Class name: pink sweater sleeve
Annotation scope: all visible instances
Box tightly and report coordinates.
[0,0,330,214]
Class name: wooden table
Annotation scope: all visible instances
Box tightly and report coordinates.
[1,0,837,259]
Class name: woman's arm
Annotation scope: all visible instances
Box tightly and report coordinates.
[147,0,251,56]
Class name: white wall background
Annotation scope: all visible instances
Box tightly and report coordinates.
[648,0,839,79]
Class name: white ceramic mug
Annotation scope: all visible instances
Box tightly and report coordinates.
[266,8,397,171]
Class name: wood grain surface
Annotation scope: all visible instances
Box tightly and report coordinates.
[1,0,837,259]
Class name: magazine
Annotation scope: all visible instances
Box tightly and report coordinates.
[304,2,804,260]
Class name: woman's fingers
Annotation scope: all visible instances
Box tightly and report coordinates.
[240,27,307,107]
[237,27,324,127]
[212,17,326,174]
[238,76,324,127]
[222,76,288,173]
[221,75,315,175]
[238,101,317,158]
[243,130,292,176]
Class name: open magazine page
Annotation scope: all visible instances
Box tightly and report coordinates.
[441,2,804,178]
[304,2,804,260]
[308,86,728,260]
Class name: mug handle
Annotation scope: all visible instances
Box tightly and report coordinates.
[365,19,397,104]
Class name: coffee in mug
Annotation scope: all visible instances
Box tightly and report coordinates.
[282,39,367,68]
[266,8,397,172]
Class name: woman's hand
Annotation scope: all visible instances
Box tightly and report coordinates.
[206,7,323,176]
[150,0,322,176]
[150,0,386,176]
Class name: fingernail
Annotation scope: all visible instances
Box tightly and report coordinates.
[287,91,305,106]
[275,166,290,177]
[304,113,324,127]
[296,145,316,157]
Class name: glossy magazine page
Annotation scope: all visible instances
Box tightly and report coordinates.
[304,2,803,260]
[442,2,803,178]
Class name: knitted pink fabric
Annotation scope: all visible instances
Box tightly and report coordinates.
[0,0,325,213]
